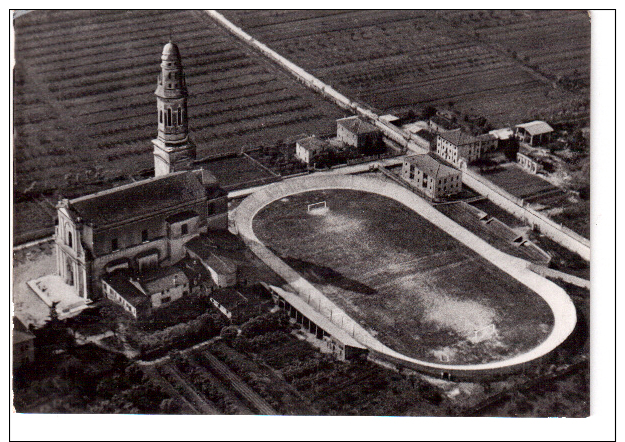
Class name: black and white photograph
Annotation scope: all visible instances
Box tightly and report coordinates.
[9,7,617,440]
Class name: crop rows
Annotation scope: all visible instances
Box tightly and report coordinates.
[223,10,590,126]
[13,10,345,242]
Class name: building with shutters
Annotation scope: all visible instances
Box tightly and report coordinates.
[401,154,462,200]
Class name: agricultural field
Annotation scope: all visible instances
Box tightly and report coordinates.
[479,164,561,199]
[476,163,589,238]
[195,154,279,190]
[13,10,345,242]
[222,10,590,127]
[253,189,555,365]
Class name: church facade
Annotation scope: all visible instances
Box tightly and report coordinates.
[54,41,228,301]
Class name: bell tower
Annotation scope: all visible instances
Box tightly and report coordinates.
[153,40,196,177]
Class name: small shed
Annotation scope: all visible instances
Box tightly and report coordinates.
[514,121,554,146]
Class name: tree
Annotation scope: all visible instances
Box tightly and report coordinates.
[220,326,239,343]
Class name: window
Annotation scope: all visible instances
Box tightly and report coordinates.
[162,296,171,304]
[66,230,73,248]
[178,106,182,125]
[167,108,171,126]
[159,110,163,123]
[181,224,188,235]
[111,238,119,251]
[142,229,148,243]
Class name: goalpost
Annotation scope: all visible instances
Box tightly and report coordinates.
[307,201,327,212]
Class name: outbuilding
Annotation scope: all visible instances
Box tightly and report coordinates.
[514,121,554,146]
[336,116,382,153]
[295,136,331,165]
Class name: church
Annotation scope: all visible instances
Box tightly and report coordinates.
[55,40,229,302]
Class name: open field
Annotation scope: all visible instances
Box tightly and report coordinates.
[195,154,278,190]
[13,10,345,242]
[253,189,554,365]
[223,10,590,127]
[479,164,561,199]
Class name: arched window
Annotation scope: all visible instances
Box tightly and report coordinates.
[177,106,182,125]
[159,110,163,124]
[167,108,171,126]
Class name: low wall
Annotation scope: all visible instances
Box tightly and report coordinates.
[528,264,591,289]
[207,10,428,156]
[461,167,590,261]
[234,174,577,379]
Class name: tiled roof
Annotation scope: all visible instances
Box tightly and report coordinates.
[268,285,366,349]
[337,116,379,135]
[297,136,330,153]
[68,171,206,227]
[140,266,189,295]
[185,237,237,275]
[515,120,554,136]
[429,115,460,130]
[102,272,149,308]
[438,130,479,146]
[405,154,460,179]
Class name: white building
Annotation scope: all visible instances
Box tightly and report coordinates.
[436,131,482,166]
[295,136,331,165]
[401,154,462,199]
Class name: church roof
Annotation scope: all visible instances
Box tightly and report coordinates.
[67,171,206,228]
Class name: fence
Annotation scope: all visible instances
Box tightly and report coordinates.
[461,166,590,261]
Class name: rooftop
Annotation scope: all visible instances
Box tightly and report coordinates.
[429,115,461,131]
[185,237,238,275]
[269,285,366,349]
[337,116,379,135]
[405,154,460,179]
[515,120,554,136]
[140,266,189,295]
[102,272,149,308]
[297,136,331,152]
[438,130,480,146]
[66,171,207,228]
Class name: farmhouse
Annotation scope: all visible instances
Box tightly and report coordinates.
[428,115,461,133]
[435,131,482,166]
[514,120,554,146]
[102,266,191,319]
[476,133,499,152]
[295,136,331,165]
[401,154,462,199]
[336,116,382,153]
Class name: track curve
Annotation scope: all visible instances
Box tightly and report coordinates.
[234,174,577,379]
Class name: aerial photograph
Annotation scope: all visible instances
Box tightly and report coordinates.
[11,9,599,428]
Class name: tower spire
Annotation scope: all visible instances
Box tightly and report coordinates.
[152,40,196,177]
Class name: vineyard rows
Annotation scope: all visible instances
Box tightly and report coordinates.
[13,10,346,243]
[223,10,590,126]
